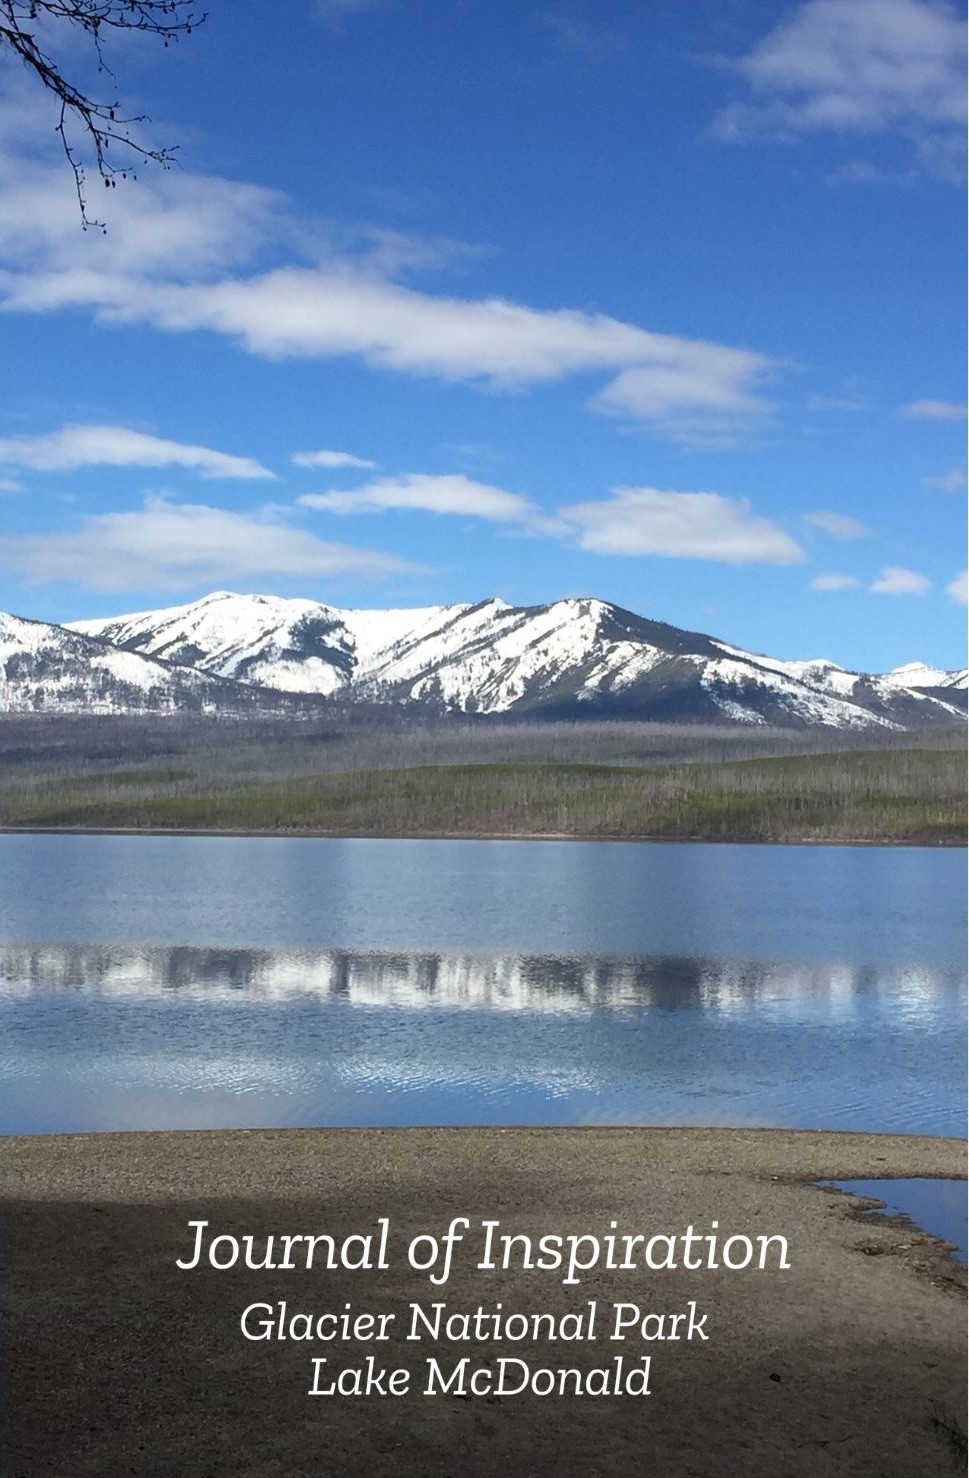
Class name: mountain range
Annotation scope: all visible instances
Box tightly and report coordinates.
[1,590,965,730]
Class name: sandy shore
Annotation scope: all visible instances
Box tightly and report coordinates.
[4,825,961,846]
[2,1127,966,1477]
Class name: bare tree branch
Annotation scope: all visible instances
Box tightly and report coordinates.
[1,0,205,229]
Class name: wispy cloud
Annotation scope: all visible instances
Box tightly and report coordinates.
[870,565,931,594]
[12,267,773,444]
[811,572,861,590]
[315,0,383,26]
[803,510,871,539]
[304,223,489,278]
[923,467,966,491]
[946,569,968,606]
[592,355,770,446]
[0,425,274,480]
[442,442,504,465]
[299,469,806,565]
[536,12,622,62]
[712,0,966,177]
[0,159,778,447]
[899,398,966,421]
[557,487,805,564]
[299,472,555,529]
[1,495,417,592]
[292,449,377,470]
[0,157,284,280]
[826,159,898,184]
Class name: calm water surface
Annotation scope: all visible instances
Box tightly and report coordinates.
[1,835,965,1136]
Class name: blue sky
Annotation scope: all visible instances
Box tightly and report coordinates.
[0,0,965,671]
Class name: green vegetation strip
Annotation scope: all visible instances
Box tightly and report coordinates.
[3,747,965,844]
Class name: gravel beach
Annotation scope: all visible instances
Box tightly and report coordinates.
[2,1126,965,1477]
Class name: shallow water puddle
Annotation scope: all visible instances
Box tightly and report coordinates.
[820,1178,967,1263]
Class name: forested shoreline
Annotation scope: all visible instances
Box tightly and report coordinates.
[3,715,964,845]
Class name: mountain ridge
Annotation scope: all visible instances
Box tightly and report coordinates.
[0,610,334,717]
[1,590,964,729]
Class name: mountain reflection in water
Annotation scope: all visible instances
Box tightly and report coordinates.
[1,942,960,1016]
[2,943,964,1137]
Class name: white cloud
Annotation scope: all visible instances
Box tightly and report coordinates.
[0,157,284,281]
[923,467,966,491]
[946,569,968,605]
[713,0,966,174]
[811,572,861,590]
[16,268,771,441]
[301,471,807,565]
[900,398,966,421]
[592,355,769,445]
[0,161,777,446]
[870,565,931,594]
[557,487,805,564]
[0,424,274,481]
[0,476,23,493]
[299,472,553,529]
[803,510,871,539]
[1,495,416,592]
[292,450,377,470]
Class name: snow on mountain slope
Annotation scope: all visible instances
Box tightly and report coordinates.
[881,662,969,691]
[53,589,969,729]
[0,611,314,715]
[711,642,967,725]
[359,598,628,710]
[70,591,359,695]
[70,590,468,697]
[358,599,894,727]
[694,655,889,730]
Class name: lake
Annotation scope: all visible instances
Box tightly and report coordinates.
[1,835,965,1137]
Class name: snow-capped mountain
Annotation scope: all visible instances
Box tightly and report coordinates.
[51,589,966,729]
[70,590,466,697]
[0,611,317,716]
[880,662,969,691]
[710,646,969,728]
